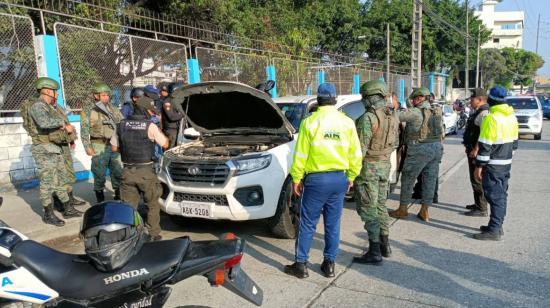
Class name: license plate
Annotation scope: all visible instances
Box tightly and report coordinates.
[180,201,213,218]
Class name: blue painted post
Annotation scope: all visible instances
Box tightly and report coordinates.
[187,58,201,84]
[306,85,312,95]
[429,72,435,94]
[399,79,406,108]
[42,35,73,117]
[318,70,325,85]
[379,76,385,82]
[443,76,447,98]
[352,74,360,94]
[266,65,278,98]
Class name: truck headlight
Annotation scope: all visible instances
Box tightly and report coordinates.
[233,154,272,175]
[529,113,542,122]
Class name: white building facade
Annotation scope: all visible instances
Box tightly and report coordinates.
[475,0,524,49]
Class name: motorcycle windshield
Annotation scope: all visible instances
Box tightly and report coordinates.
[81,202,142,231]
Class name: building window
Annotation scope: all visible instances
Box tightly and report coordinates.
[500,23,521,30]
[493,38,500,43]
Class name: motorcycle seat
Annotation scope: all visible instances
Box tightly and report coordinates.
[11,238,189,300]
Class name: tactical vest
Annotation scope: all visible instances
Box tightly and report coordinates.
[21,98,69,144]
[463,104,489,150]
[413,106,443,143]
[366,107,399,160]
[118,116,155,164]
[89,103,121,139]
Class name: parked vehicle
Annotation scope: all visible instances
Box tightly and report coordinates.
[506,96,543,140]
[539,96,550,119]
[442,104,458,135]
[0,199,263,307]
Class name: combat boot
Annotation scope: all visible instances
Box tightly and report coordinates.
[94,190,105,203]
[417,204,430,222]
[389,204,408,219]
[69,191,86,206]
[284,262,309,279]
[42,205,65,227]
[62,201,82,219]
[380,234,392,258]
[353,241,383,265]
[114,189,121,201]
[52,193,64,212]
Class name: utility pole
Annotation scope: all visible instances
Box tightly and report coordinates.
[476,24,481,88]
[534,13,540,93]
[387,23,391,90]
[465,0,469,97]
[411,0,423,89]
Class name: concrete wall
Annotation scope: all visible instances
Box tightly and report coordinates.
[0,120,91,190]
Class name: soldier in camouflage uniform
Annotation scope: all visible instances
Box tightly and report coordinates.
[390,87,444,222]
[21,77,82,226]
[80,83,124,202]
[353,80,399,265]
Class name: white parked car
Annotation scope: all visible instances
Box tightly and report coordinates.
[441,104,458,135]
[506,96,543,140]
[158,82,299,238]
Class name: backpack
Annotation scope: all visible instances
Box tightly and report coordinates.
[418,106,443,143]
[21,98,38,137]
[367,107,399,159]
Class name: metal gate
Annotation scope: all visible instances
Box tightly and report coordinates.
[55,23,187,110]
[0,13,37,114]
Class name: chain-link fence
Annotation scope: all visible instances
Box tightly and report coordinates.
[55,23,187,110]
[0,13,37,113]
[273,58,319,96]
[195,47,268,87]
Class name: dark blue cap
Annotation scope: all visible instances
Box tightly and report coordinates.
[317,83,337,99]
[143,85,159,95]
[488,85,507,104]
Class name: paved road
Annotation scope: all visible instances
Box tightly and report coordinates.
[3,121,550,307]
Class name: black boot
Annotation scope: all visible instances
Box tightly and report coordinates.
[353,241,383,265]
[380,235,392,258]
[42,205,65,227]
[114,189,121,201]
[62,201,82,219]
[95,190,105,203]
[52,193,64,212]
[283,262,309,279]
[69,191,86,206]
[320,259,335,278]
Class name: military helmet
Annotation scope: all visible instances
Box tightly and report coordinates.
[92,82,111,94]
[360,80,389,97]
[410,87,430,99]
[35,77,59,91]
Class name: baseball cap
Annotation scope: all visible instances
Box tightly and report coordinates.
[470,88,487,98]
[317,83,337,99]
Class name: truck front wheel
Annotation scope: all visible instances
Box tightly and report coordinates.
[269,178,301,239]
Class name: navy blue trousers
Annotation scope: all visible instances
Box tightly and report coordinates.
[295,171,348,263]
[482,166,511,233]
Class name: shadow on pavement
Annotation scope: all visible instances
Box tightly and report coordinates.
[392,240,550,301]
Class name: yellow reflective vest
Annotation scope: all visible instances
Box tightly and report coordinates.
[290,105,363,184]
[476,104,518,167]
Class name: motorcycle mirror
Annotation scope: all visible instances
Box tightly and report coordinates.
[255,80,275,93]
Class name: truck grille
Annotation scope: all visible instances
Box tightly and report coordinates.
[516,115,529,124]
[168,161,230,185]
[173,192,229,206]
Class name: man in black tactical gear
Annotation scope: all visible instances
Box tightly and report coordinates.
[111,96,169,241]
[463,88,490,217]
[161,82,185,149]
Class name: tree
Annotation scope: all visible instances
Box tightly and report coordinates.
[496,48,544,91]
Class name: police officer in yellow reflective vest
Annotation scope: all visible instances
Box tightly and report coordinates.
[284,83,362,279]
[473,85,518,241]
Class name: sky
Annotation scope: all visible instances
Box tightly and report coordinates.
[490,0,550,78]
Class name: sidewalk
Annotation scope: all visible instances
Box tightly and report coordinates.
[0,179,111,242]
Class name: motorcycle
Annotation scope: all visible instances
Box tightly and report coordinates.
[0,197,263,307]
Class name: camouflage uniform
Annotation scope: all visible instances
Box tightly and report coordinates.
[27,98,70,207]
[80,101,124,193]
[354,112,392,242]
[398,102,443,207]
[50,106,77,194]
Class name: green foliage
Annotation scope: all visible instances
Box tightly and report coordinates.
[484,47,545,89]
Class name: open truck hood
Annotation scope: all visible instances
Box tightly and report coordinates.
[172,82,295,137]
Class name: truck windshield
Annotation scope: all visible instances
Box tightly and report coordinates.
[276,103,307,130]
[506,98,539,110]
